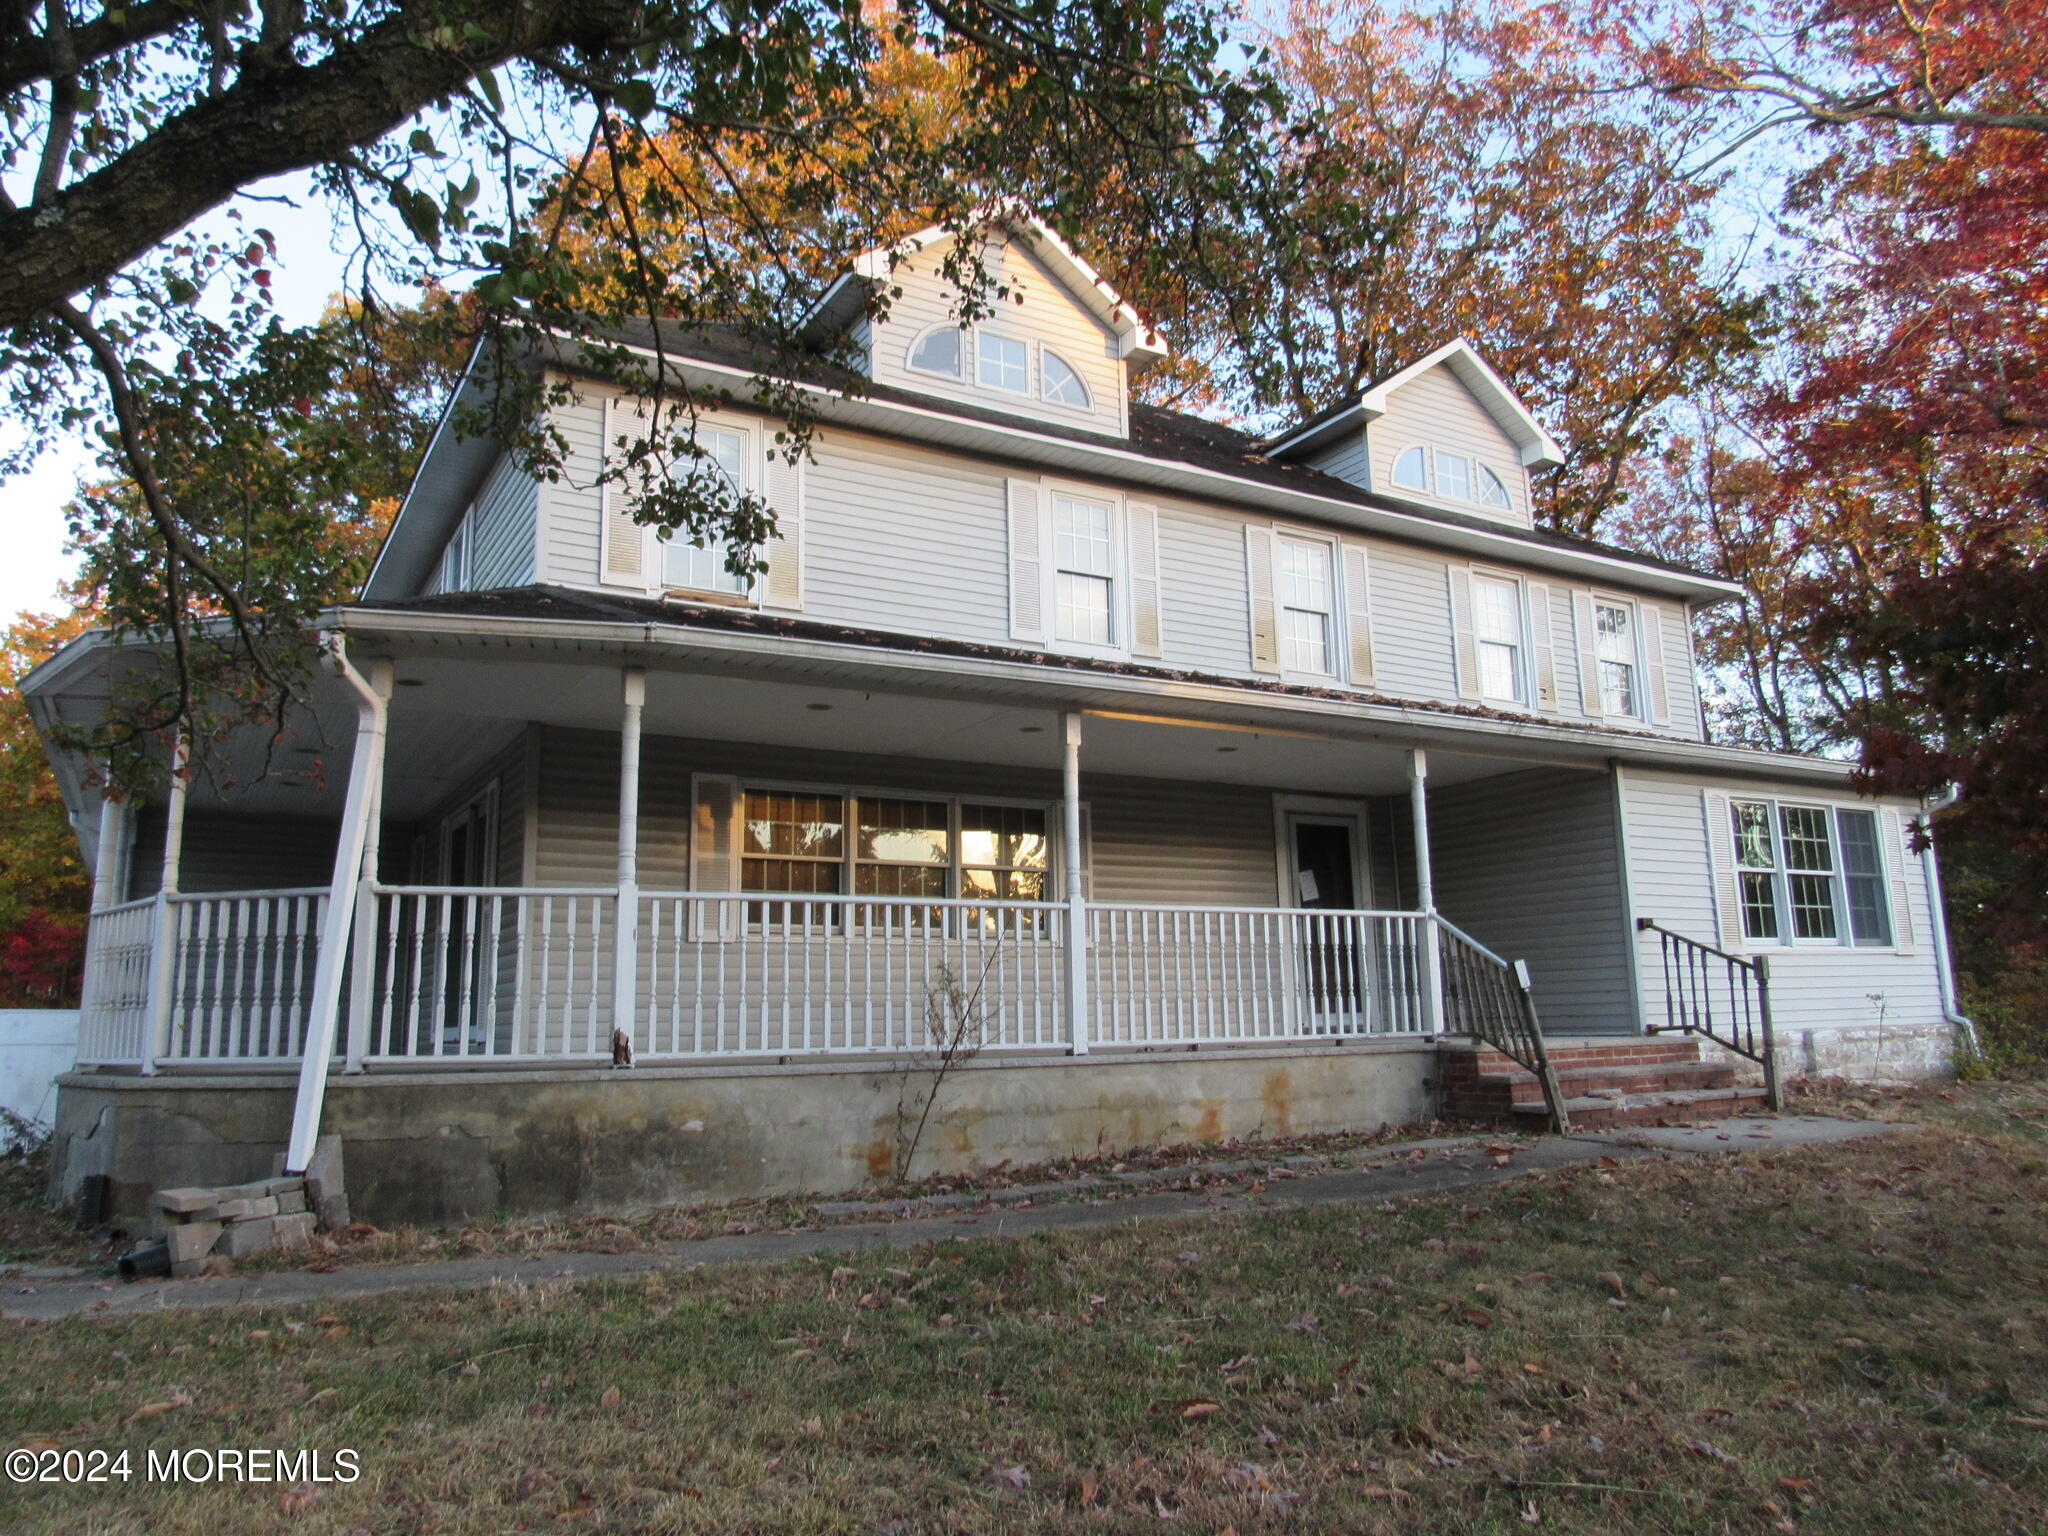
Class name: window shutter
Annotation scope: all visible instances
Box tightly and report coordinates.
[1573,590,1602,715]
[690,773,742,940]
[601,396,651,589]
[1342,543,1377,687]
[1703,790,1743,950]
[1007,477,1047,644]
[1126,500,1164,658]
[1447,566,1480,699]
[1244,526,1281,674]
[1528,581,1558,711]
[1641,601,1672,725]
[1883,808,1917,950]
[761,442,805,609]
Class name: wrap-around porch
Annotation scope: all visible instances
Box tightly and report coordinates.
[60,614,1635,1159]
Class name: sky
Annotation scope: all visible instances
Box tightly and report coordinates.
[1,173,358,623]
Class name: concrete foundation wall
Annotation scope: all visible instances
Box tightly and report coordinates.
[1702,1019,1955,1086]
[50,1042,1434,1228]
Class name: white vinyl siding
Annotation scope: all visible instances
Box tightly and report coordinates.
[1371,367,1532,527]
[1621,768,1943,1039]
[864,236,1128,436]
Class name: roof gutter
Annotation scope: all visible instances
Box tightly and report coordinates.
[328,602,1861,787]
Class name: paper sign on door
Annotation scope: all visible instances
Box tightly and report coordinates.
[1296,870,1320,903]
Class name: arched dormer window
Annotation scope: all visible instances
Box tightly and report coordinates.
[1391,444,1515,513]
[1041,349,1091,409]
[906,324,965,380]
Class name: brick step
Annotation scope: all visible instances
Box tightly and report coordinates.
[1450,1061,1742,1109]
[1441,1038,1703,1080]
[1504,1085,1772,1129]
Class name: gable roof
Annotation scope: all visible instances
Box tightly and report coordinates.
[1262,339,1567,469]
[802,200,1170,368]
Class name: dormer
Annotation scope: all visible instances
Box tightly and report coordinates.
[1262,340,1565,529]
[803,204,1167,437]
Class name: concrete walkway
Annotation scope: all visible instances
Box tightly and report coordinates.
[0,1115,1900,1324]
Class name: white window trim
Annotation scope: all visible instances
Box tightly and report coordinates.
[725,778,1067,920]
[903,320,968,382]
[654,409,765,605]
[1387,441,1518,516]
[1038,347,1093,413]
[1468,563,1533,707]
[1270,525,1346,684]
[1043,477,1132,661]
[439,511,472,593]
[1589,589,1647,722]
[1728,796,1903,951]
[975,326,1034,396]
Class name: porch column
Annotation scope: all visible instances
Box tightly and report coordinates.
[140,732,189,1075]
[343,658,394,1072]
[1062,711,1089,1054]
[285,638,391,1173]
[90,792,127,911]
[612,668,646,1054]
[1408,748,1446,1035]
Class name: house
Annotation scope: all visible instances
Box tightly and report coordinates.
[24,209,1972,1226]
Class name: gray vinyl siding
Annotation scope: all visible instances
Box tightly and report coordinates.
[1303,431,1374,490]
[468,451,538,589]
[127,810,339,898]
[803,428,1012,645]
[1366,368,1532,527]
[538,383,609,588]
[531,726,1285,905]
[1619,766,1946,1036]
[1368,543,1459,703]
[1428,769,1636,1035]
[529,387,1705,742]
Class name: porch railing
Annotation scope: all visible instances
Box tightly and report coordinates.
[1436,916,1571,1133]
[76,887,1486,1070]
[1088,905,1431,1044]
[1636,917,1780,1109]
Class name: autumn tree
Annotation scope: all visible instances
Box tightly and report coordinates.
[3,0,1288,782]
[1136,0,1768,540]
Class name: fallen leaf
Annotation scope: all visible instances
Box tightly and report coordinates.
[599,1386,623,1410]
[1285,1313,1320,1334]
[1078,1471,1099,1507]
[1172,1398,1224,1419]
[312,1313,342,1326]
[124,1391,192,1425]
[1597,1272,1628,1299]
[276,1484,321,1514]
[1520,1499,1542,1524]
[988,1464,1031,1490]
[1684,1436,1739,1466]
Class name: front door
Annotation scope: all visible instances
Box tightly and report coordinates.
[1287,815,1367,1031]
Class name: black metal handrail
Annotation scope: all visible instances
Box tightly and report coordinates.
[1435,917,1570,1134]
[1635,917,1780,1109]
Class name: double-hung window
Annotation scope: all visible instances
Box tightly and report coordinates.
[1731,801,1895,945]
[1053,493,1117,648]
[1471,573,1526,703]
[664,426,753,596]
[1595,599,1640,717]
[854,797,950,900]
[1276,536,1336,676]
[439,515,471,592]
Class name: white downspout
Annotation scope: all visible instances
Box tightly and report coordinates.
[1918,787,1981,1060]
[284,634,390,1173]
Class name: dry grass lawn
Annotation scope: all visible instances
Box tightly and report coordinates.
[2,1079,2046,1534]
